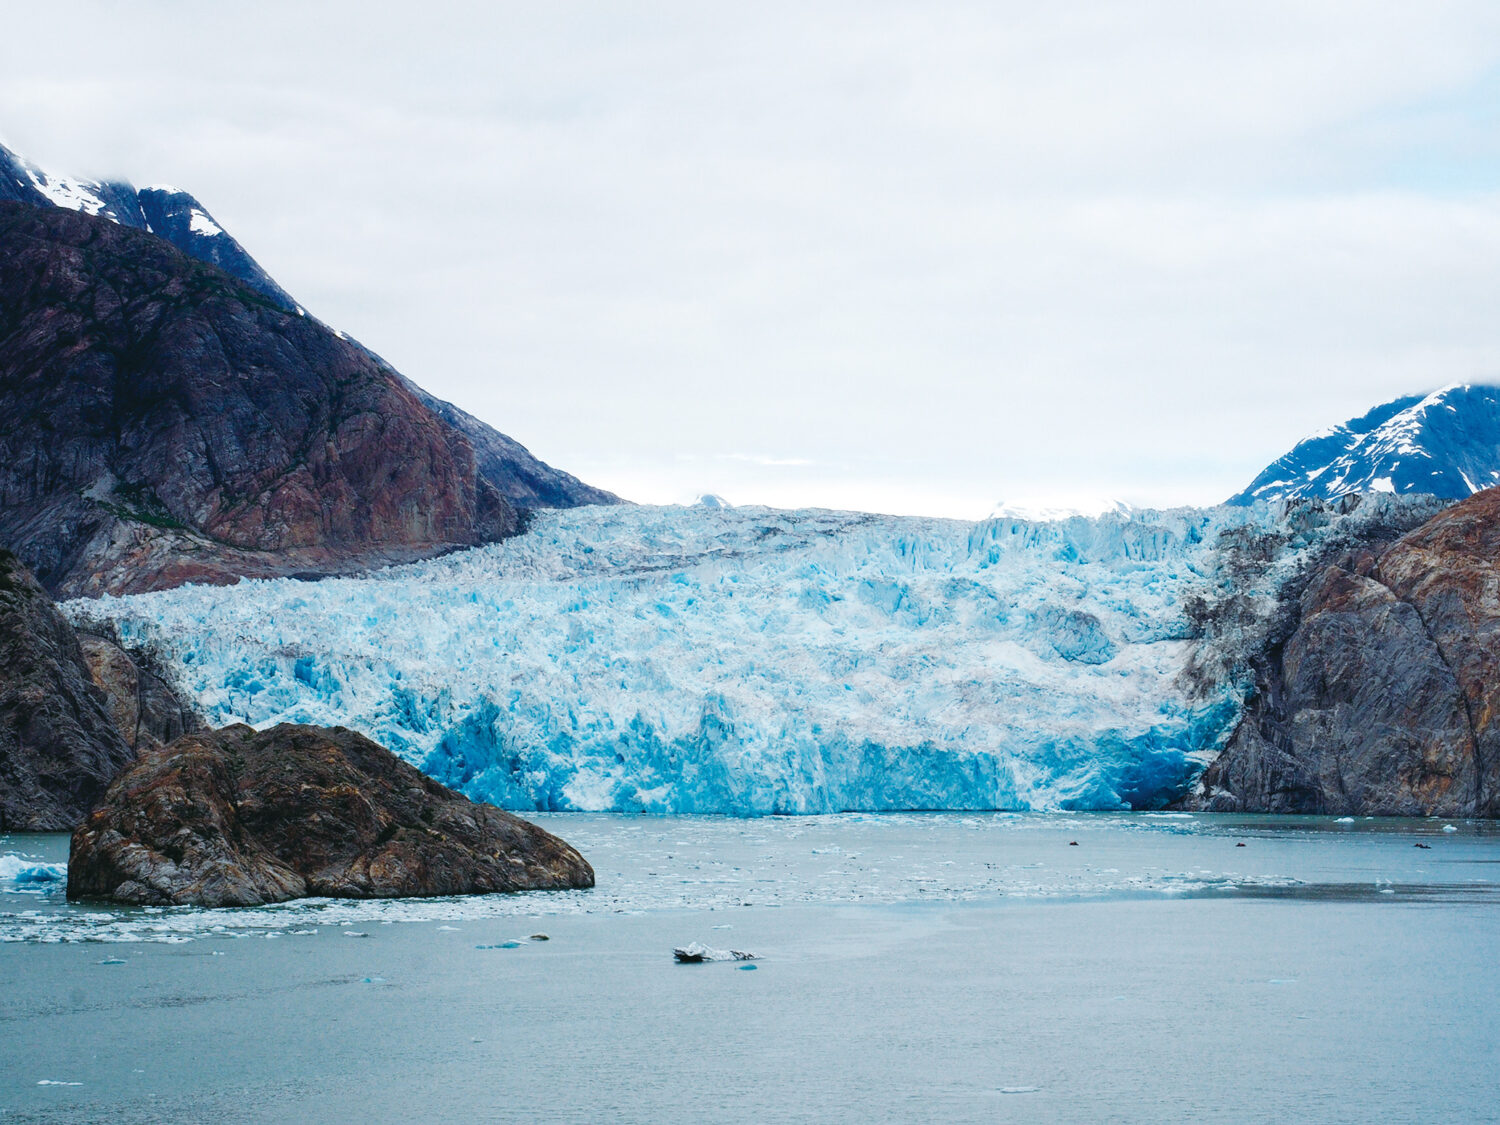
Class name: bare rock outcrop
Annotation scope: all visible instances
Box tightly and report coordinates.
[0,551,136,830]
[1185,488,1500,815]
[68,723,595,906]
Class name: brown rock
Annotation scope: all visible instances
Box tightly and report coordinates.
[0,203,523,598]
[77,632,204,753]
[68,723,595,906]
[1185,488,1500,815]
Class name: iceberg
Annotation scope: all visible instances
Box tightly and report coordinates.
[0,855,66,884]
[69,497,1427,816]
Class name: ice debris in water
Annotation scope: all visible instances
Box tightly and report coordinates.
[75,498,1431,815]
[674,942,756,963]
[0,855,66,883]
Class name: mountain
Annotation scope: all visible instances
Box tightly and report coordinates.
[0,142,296,310]
[0,203,524,596]
[0,143,616,595]
[1229,383,1500,505]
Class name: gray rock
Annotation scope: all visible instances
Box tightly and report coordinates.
[1184,488,1500,816]
[0,551,136,830]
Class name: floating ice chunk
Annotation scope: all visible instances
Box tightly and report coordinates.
[37,1080,83,1087]
[0,855,66,883]
[1334,817,1355,824]
[1442,825,1458,833]
[673,942,756,963]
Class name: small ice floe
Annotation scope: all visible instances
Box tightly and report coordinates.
[1335,817,1355,824]
[475,941,523,950]
[1442,825,1458,833]
[360,977,385,984]
[999,1086,1039,1094]
[37,1079,82,1086]
[437,925,461,932]
[738,964,758,971]
[343,931,369,937]
[673,942,756,963]
[0,855,67,884]
[98,957,127,965]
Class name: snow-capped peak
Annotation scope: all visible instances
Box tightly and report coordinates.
[1230,383,1500,505]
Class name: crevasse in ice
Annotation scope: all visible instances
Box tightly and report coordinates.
[68,499,1410,815]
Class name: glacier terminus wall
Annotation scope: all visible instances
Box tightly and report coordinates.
[69,497,1436,815]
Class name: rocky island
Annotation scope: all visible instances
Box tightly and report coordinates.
[68,723,595,907]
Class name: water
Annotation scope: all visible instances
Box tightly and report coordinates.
[2,813,1497,1122]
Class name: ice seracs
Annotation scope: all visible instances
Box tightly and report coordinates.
[73,496,1432,817]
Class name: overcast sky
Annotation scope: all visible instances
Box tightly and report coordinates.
[4,2,1500,516]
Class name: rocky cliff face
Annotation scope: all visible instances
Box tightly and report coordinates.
[76,631,204,753]
[0,550,204,829]
[0,141,618,551]
[0,203,524,596]
[0,551,136,830]
[1184,488,1500,816]
[68,723,596,906]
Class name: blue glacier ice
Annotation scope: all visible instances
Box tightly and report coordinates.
[68,499,1424,815]
[0,855,66,884]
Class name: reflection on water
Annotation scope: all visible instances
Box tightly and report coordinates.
[3,811,1496,943]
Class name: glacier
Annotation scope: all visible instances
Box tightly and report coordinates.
[67,497,1428,816]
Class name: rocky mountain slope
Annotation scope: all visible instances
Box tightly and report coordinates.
[1230,383,1500,505]
[0,550,200,830]
[68,723,596,906]
[0,142,615,596]
[0,204,531,596]
[1184,487,1500,816]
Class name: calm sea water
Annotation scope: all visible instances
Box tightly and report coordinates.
[2,813,1497,1123]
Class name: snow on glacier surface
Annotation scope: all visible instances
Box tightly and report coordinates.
[72,502,1375,815]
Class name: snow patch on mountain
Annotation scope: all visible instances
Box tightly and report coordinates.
[1231,383,1500,504]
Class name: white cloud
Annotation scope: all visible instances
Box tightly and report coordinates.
[3,1,1499,515]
